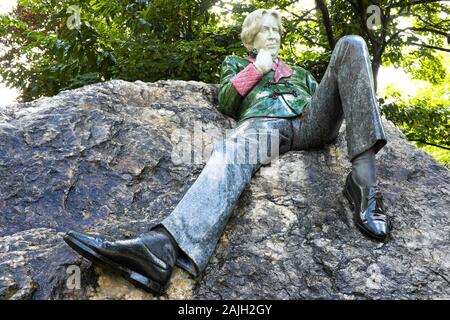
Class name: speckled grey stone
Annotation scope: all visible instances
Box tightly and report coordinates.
[0,79,448,299]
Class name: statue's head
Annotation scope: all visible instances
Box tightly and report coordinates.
[241,9,283,59]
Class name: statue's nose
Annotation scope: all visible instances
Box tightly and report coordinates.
[268,30,279,41]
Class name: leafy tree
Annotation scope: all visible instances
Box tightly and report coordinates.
[2,0,448,98]
[240,0,449,87]
[0,0,241,102]
[380,52,450,167]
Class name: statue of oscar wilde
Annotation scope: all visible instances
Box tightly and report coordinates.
[63,9,391,296]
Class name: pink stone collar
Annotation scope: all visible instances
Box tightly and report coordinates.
[246,56,293,82]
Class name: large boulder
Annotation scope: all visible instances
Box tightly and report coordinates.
[0,80,448,300]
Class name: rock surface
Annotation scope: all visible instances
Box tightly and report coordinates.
[0,80,449,300]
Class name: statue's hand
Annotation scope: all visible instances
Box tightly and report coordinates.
[253,49,273,74]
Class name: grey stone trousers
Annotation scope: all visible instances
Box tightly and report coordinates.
[157,35,387,277]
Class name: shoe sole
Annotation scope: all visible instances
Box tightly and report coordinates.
[63,234,166,296]
[342,186,388,241]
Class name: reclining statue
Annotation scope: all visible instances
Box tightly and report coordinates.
[63,8,391,296]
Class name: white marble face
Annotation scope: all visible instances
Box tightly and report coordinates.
[252,14,281,59]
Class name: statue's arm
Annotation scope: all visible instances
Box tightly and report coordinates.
[217,56,248,119]
[306,71,318,95]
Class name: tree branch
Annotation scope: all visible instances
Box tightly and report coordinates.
[289,40,300,60]
[409,27,449,37]
[410,42,450,52]
[283,9,319,23]
[408,139,450,150]
[283,8,317,23]
[301,33,329,49]
[387,26,449,45]
[379,6,392,59]
[413,14,450,31]
[277,0,300,10]
[351,0,378,47]
[315,0,336,49]
[388,0,447,10]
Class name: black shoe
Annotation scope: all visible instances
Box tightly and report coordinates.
[63,228,179,295]
[343,172,391,240]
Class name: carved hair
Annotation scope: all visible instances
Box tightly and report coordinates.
[240,9,283,51]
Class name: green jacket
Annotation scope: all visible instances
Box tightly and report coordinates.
[218,55,318,123]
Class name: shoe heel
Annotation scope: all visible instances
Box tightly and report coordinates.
[343,187,354,210]
[129,271,165,296]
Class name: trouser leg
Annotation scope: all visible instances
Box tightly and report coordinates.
[158,118,293,276]
[293,35,387,161]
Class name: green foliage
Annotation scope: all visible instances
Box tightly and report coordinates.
[380,53,450,168]
[1,0,119,100]
[1,0,448,100]
[402,50,447,85]
[381,96,450,148]
[0,0,243,102]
